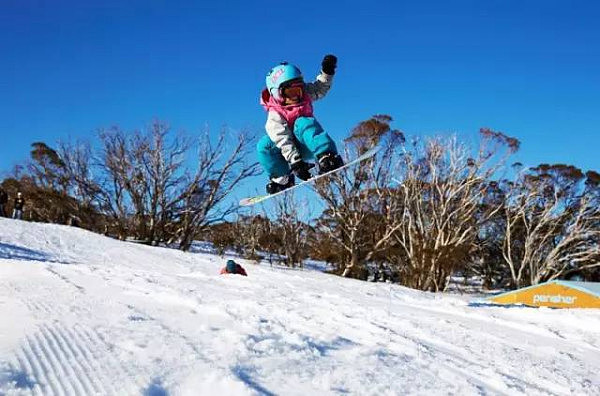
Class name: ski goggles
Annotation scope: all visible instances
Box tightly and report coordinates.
[281,81,305,99]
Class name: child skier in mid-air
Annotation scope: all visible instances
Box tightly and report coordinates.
[257,54,344,194]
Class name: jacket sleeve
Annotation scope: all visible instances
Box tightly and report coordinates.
[265,110,302,164]
[305,72,334,102]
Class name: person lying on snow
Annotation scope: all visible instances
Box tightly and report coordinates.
[220,260,247,276]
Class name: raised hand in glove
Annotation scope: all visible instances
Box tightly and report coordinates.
[290,160,314,181]
[321,54,337,75]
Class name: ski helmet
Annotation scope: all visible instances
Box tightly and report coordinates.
[266,62,303,101]
[226,260,237,273]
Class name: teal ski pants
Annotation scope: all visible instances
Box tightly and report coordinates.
[257,117,337,178]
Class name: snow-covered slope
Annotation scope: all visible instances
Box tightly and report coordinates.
[1,219,599,395]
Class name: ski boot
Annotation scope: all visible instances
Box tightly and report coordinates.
[317,152,344,175]
[266,174,295,194]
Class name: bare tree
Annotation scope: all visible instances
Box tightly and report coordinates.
[53,121,260,247]
[200,221,242,256]
[389,129,519,291]
[58,139,99,206]
[138,122,190,244]
[314,115,405,278]
[7,142,84,225]
[273,193,310,267]
[28,142,69,193]
[501,165,600,287]
[235,213,271,261]
[173,127,261,251]
[96,126,149,240]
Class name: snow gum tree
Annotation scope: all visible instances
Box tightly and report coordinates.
[2,141,103,227]
[95,122,190,242]
[173,126,260,250]
[28,142,69,193]
[273,194,311,267]
[388,129,519,291]
[18,120,260,248]
[501,165,600,287]
[314,115,406,278]
[232,214,275,261]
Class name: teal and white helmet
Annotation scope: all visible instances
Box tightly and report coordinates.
[266,62,303,101]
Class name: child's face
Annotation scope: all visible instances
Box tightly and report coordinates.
[282,82,304,104]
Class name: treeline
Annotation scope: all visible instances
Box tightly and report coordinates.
[1,121,260,250]
[2,117,598,291]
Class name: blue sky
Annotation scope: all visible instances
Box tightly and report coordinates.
[1,0,599,199]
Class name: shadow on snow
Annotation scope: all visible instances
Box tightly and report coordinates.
[0,242,63,263]
[232,365,276,396]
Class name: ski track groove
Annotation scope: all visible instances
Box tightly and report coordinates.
[385,319,564,395]
[74,323,145,394]
[14,352,41,395]
[10,267,138,395]
[45,267,85,293]
[380,326,500,392]
[33,327,79,396]
[12,287,98,395]
[23,295,64,322]
[43,325,97,395]
[451,320,588,394]
[333,306,564,395]
[440,364,514,396]
[18,295,125,394]
[404,313,588,395]
[56,326,108,395]
[39,325,87,396]
[23,335,63,396]
[73,324,129,395]
[64,325,120,395]
[18,338,48,395]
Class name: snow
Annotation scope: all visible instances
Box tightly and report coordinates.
[1,218,599,395]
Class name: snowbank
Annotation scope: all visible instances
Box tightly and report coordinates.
[1,218,599,395]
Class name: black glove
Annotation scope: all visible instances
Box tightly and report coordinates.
[321,54,337,75]
[290,160,314,181]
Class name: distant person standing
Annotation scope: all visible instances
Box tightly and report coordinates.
[0,188,7,217]
[13,192,25,220]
